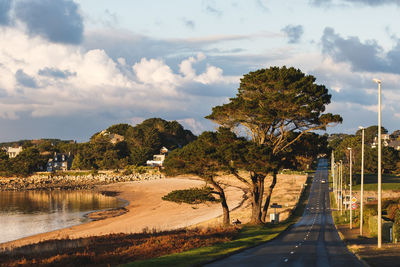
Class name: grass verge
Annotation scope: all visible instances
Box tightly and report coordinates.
[122,224,290,267]
[123,175,313,267]
[353,183,400,191]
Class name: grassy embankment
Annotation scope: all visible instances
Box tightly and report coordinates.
[353,173,400,191]
[123,174,313,267]
[329,172,400,225]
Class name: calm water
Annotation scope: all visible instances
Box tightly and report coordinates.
[0,190,126,244]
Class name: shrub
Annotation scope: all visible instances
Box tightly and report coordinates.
[123,165,152,175]
[387,203,400,221]
[162,187,220,204]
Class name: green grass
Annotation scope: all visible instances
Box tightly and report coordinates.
[349,173,400,191]
[353,183,400,191]
[122,175,313,267]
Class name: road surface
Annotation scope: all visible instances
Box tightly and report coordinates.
[206,159,364,267]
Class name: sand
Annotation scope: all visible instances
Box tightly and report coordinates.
[0,177,245,251]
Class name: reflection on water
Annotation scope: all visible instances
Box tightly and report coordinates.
[0,191,125,244]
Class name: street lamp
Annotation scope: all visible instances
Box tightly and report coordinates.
[348,147,353,229]
[373,78,382,248]
[340,160,343,214]
[359,126,365,236]
[332,151,335,193]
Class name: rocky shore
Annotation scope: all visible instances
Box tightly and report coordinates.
[0,172,165,191]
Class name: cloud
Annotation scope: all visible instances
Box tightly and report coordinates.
[83,28,279,72]
[281,25,304,44]
[0,0,12,25]
[203,0,222,16]
[321,27,400,74]
[15,69,37,88]
[15,0,83,44]
[177,118,208,135]
[310,0,400,6]
[0,26,240,139]
[255,0,269,12]
[182,18,195,29]
[38,67,76,79]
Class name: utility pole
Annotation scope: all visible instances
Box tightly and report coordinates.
[340,160,343,214]
[374,78,382,248]
[348,147,352,229]
[332,151,335,194]
[359,126,365,236]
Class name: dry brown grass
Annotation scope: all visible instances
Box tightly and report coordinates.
[193,172,307,227]
[0,227,238,267]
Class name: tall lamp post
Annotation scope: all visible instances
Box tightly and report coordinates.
[332,151,335,194]
[340,160,343,214]
[348,147,353,229]
[359,126,365,236]
[373,78,382,248]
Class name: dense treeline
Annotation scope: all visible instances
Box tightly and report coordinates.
[72,118,196,170]
[329,125,400,174]
[0,118,195,176]
[0,147,48,176]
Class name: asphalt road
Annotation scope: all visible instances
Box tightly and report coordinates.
[206,159,364,267]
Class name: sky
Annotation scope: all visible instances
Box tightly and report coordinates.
[0,0,400,142]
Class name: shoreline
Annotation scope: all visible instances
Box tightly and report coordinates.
[0,177,245,251]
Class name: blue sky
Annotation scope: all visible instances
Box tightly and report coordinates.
[0,0,400,142]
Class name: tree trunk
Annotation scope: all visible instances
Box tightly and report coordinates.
[249,172,265,224]
[261,170,277,223]
[209,178,230,226]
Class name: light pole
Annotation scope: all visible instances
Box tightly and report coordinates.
[359,126,365,236]
[373,78,382,248]
[332,151,335,193]
[348,147,353,229]
[340,160,343,214]
[333,163,336,204]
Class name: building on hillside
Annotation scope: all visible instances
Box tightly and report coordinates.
[109,133,124,144]
[100,130,125,144]
[2,146,23,158]
[47,152,74,172]
[146,147,169,167]
[372,134,391,148]
[388,140,400,151]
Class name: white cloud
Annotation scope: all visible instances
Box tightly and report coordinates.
[178,118,207,134]
[0,26,238,125]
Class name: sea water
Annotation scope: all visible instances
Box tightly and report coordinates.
[0,190,125,244]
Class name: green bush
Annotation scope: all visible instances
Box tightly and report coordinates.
[368,215,378,237]
[123,165,153,175]
[394,209,400,243]
[162,187,220,204]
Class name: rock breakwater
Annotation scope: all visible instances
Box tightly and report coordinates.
[0,172,165,191]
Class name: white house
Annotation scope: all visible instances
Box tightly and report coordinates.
[4,146,23,158]
[146,147,168,167]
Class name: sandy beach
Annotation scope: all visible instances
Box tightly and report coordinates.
[0,177,245,251]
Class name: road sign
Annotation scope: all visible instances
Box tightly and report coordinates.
[351,196,357,204]
[351,203,357,210]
